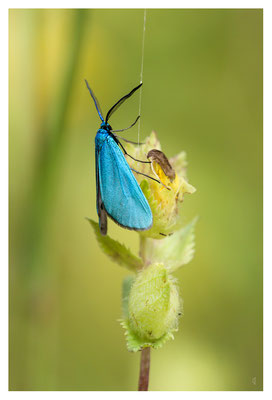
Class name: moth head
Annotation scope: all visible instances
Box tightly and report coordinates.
[100,122,112,131]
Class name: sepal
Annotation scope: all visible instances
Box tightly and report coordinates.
[142,217,198,272]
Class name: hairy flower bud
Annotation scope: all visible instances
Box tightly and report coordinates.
[127,263,182,345]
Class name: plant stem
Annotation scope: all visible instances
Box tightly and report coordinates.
[138,347,151,391]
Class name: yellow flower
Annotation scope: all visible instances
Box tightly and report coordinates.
[124,131,196,239]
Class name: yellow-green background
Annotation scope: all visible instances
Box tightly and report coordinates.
[9,9,263,391]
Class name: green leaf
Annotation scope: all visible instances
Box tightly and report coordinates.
[122,276,135,318]
[87,218,143,272]
[143,217,198,272]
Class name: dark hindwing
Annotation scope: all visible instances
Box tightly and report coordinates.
[95,147,107,235]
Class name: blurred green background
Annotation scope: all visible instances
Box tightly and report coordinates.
[9,9,263,391]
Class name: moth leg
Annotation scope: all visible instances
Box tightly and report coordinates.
[111,115,140,133]
[118,140,151,164]
[130,168,170,190]
[115,136,145,145]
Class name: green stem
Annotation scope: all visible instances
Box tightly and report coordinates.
[138,236,151,390]
[138,347,151,391]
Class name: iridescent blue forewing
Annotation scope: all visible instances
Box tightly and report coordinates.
[97,135,152,230]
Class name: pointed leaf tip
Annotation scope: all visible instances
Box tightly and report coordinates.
[87,218,143,272]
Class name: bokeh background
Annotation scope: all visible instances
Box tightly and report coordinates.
[9,9,263,391]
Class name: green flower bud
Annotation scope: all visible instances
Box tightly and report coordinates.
[128,263,182,342]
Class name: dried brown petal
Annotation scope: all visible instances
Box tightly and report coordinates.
[147,149,176,182]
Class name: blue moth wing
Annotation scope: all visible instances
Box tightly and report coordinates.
[97,134,152,230]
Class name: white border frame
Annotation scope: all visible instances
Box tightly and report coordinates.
[3,2,270,397]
